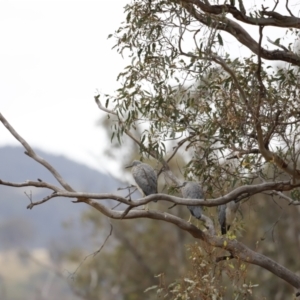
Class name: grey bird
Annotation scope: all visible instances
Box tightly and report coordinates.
[218,201,239,235]
[125,160,158,199]
[180,181,204,221]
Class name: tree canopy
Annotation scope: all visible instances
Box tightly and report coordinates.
[1,0,300,299]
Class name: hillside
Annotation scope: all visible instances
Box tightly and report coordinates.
[0,146,124,250]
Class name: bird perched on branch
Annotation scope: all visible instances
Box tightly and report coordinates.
[218,201,239,235]
[179,181,204,221]
[125,160,158,200]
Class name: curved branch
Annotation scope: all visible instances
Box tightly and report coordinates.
[183,0,300,28]
[166,136,190,165]
[286,0,295,17]
[4,180,297,209]
[0,113,75,192]
[179,1,300,66]
[83,198,300,291]
[1,113,300,292]
[27,192,58,209]
[271,190,300,205]
[0,179,61,192]
[70,180,300,205]
[156,136,190,177]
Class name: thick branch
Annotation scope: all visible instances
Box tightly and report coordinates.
[68,180,300,205]
[183,0,300,28]
[83,198,300,291]
[4,180,297,209]
[179,1,300,66]
[1,113,300,291]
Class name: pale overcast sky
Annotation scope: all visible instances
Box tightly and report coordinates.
[0,0,299,179]
[0,0,128,176]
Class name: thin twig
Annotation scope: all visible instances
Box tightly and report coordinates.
[70,223,113,278]
[256,25,265,119]
[27,192,58,209]
[20,251,87,300]
[95,94,182,186]
[0,179,61,192]
[286,0,295,17]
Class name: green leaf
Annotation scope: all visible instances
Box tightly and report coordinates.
[116,132,121,144]
[110,132,115,143]
[217,33,223,46]
[126,11,131,23]
[274,38,280,45]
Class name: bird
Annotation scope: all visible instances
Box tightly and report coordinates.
[218,201,239,235]
[179,181,204,221]
[125,160,158,202]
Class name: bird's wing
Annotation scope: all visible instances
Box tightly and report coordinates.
[182,182,204,199]
[183,183,204,220]
[187,205,202,219]
[133,165,157,196]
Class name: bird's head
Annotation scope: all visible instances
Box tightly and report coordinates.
[176,181,188,189]
[125,160,142,169]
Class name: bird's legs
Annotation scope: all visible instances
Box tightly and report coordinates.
[187,214,192,223]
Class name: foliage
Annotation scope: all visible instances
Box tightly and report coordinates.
[97,0,300,298]
[2,1,300,299]
[67,207,193,300]
[147,242,260,300]
[104,0,300,199]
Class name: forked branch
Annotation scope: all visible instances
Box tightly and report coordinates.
[178,1,300,66]
[0,113,75,192]
[1,112,300,292]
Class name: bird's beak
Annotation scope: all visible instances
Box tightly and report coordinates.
[125,163,133,169]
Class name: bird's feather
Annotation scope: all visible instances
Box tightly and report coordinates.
[182,181,203,220]
[131,163,157,196]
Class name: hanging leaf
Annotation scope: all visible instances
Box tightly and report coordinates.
[217,33,223,46]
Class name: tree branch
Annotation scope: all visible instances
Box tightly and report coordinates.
[183,0,300,28]
[2,180,297,209]
[271,190,300,206]
[95,95,183,189]
[85,198,300,291]
[0,179,61,192]
[1,112,300,291]
[178,1,300,66]
[256,122,300,179]
[286,0,295,17]
[0,113,75,192]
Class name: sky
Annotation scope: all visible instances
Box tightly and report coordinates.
[0,0,129,177]
[0,0,299,180]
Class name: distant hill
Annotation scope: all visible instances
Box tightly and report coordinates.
[0,146,124,250]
